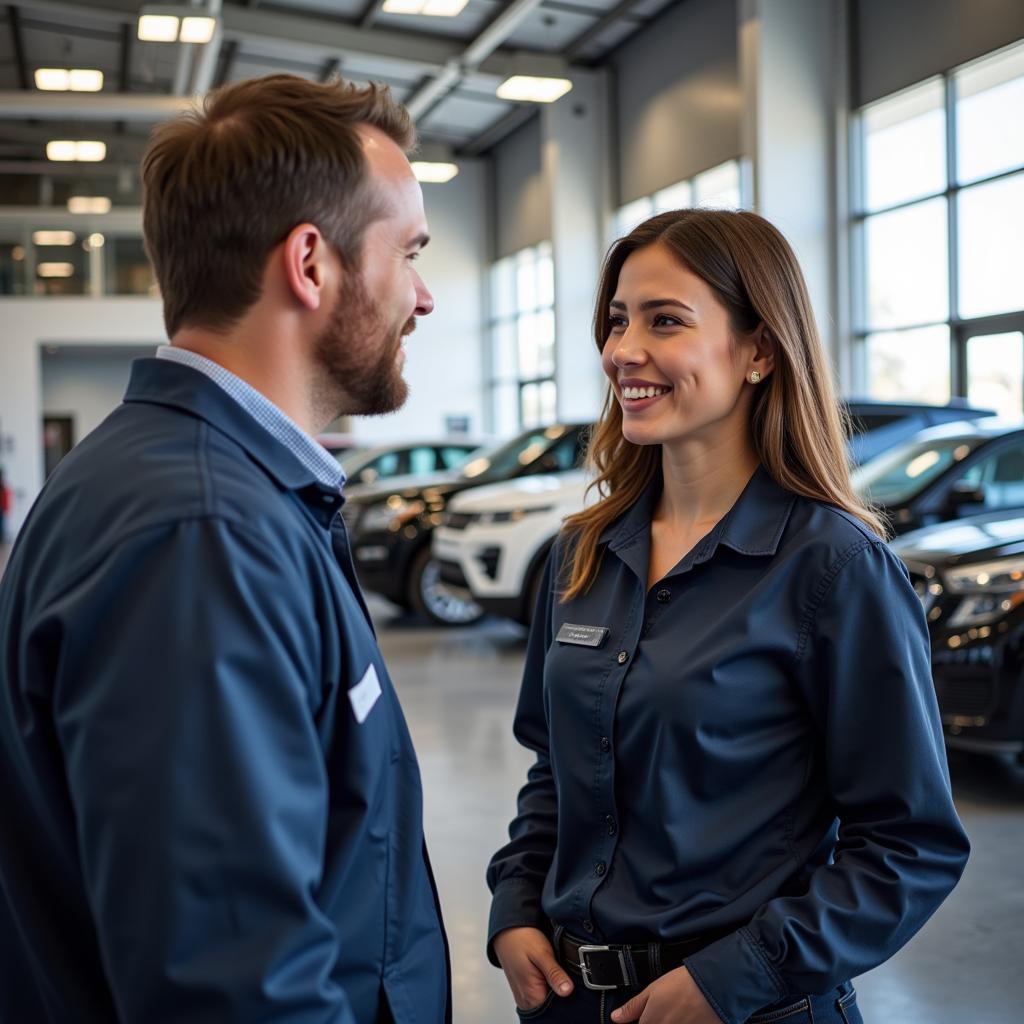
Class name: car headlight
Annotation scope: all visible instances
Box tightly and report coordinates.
[944,556,1024,628]
[360,497,426,533]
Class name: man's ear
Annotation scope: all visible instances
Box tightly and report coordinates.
[281,223,333,312]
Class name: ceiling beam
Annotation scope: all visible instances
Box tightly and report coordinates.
[319,57,341,84]
[359,0,386,31]
[7,6,30,91]
[0,93,193,121]
[562,0,643,60]
[119,21,132,91]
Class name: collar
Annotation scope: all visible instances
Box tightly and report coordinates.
[602,463,797,561]
[123,357,331,496]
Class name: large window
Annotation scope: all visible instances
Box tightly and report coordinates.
[854,41,1024,416]
[487,242,556,434]
[612,159,743,239]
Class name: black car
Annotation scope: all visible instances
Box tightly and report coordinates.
[892,509,1024,761]
[844,398,994,466]
[344,423,590,625]
[852,418,1024,535]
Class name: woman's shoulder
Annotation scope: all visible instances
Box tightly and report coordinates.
[783,492,898,573]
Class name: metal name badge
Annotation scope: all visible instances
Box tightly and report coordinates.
[556,623,610,648]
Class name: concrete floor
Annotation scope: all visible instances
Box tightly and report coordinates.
[1,541,1020,1022]
[372,599,1024,1024]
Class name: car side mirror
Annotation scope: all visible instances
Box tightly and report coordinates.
[944,482,987,517]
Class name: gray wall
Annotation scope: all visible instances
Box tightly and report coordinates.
[855,0,1024,105]
[493,114,551,260]
[613,0,741,204]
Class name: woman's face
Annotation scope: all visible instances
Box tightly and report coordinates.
[601,242,768,451]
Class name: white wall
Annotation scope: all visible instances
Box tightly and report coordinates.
[350,157,488,443]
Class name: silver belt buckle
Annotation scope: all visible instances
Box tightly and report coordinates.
[577,944,627,991]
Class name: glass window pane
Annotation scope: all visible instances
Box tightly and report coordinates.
[516,250,537,311]
[518,313,540,379]
[614,197,653,237]
[652,180,692,213]
[0,241,29,295]
[493,382,519,435]
[958,171,1024,319]
[538,380,557,424]
[35,240,86,295]
[865,325,951,403]
[953,439,1024,512]
[535,309,555,378]
[694,161,740,209]
[492,320,517,380]
[956,42,1024,185]
[967,332,1024,419]
[865,198,948,328]
[521,382,542,428]
[862,80,946,211]
[536,244,554,309]
[408,447,436,475]
[110,238,157,295]
[491,256,515,319]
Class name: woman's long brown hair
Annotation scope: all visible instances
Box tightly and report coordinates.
[561,208,887,602]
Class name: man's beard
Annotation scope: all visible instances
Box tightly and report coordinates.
[313,271,415,420]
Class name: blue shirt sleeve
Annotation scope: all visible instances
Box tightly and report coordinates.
[486,546,560,963]
[49,517,354,1022]
[684,540,970,1024]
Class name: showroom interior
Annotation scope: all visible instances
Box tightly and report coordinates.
[1,0,1024,1021]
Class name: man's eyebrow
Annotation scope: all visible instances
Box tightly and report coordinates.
[406,232,430,250]
[608,298,696,313]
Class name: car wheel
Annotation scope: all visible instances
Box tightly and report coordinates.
[408,546,485,626]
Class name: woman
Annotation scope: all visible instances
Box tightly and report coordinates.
[486,209,969,1024]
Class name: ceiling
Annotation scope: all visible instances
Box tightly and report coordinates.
[0,0,674,207]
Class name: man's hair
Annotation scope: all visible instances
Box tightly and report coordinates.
[141,74,416,337]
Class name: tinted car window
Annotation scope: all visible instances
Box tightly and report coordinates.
[852,435,981,504]
[953,439,1024,511]
[463,429,566,482]
[408,447,438,475]
[438,446,474,469]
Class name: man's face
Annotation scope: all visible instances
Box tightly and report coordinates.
[314,127,433,418]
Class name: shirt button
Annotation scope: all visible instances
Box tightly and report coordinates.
[656,588,671,603]
[606,815,617,835]
[583,919,595,933]
[617,650,629,664]
[595,861,606,877]
[600,736,611,753]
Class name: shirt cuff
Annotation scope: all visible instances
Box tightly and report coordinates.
[486,878,549,967]
[683,927,787,1024]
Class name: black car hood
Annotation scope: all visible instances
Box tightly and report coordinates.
[891,508,1024,567]
[345,471,487,508]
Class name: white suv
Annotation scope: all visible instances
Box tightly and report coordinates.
[432,470,595,625]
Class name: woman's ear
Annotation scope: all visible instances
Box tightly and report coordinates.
[750,322,776,380]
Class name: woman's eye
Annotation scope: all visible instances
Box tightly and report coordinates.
[652,314,683,327]
[608,315,627,329]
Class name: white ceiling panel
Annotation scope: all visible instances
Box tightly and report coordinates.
[502,7,598,52]
[420,91,513,135]
[260,0,367,17]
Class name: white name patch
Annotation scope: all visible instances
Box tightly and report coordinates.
[349,664,382,724]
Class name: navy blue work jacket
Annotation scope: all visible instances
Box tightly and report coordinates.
[0,359,450,1023]
[487,466,969,1024]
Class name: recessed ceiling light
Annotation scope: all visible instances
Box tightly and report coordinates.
[68,69,104,91]
[46,140,107,162]
[496,76,573,103]
[138,14,180,42]
[381,0,468,16]
[37,263,75,278]
[179,16,217,43]
[87,233,106,249]
[68,196,112,214]
[411,161,459,183]
[33,231,77,246]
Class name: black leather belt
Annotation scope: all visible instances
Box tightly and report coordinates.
[557,927,730,992]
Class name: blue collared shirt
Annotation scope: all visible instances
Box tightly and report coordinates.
[487,466,969,1024]
[156,344,345,490]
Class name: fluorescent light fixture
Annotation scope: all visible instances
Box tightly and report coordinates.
[68,196,112,214]
[37,263,75,278]
[179,15,217,43]
[138,13,179,41]
[381,0,468,15]
[69,69,104,91]
[33,231,77,246]
[496,75,573,103]
[411,161,459,183]
[46,140,107,162]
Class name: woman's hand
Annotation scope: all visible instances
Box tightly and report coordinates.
[493,927,575,1012]
[610,967,721,1023]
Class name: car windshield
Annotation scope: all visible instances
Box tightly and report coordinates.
[458,427,572,483]
[851,434,982,505]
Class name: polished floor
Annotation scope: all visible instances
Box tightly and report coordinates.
[1,539,1020,1022]
[372,598,1024,1024]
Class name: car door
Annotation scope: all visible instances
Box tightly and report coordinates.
[930,435,1024,522]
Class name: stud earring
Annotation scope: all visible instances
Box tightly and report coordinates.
[749,370,762,383]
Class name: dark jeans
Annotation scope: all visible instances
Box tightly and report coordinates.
[515,972,863,1024]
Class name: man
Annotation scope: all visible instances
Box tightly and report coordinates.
[0,75,450,1022]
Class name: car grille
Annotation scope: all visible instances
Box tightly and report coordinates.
[934,666,996,719]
